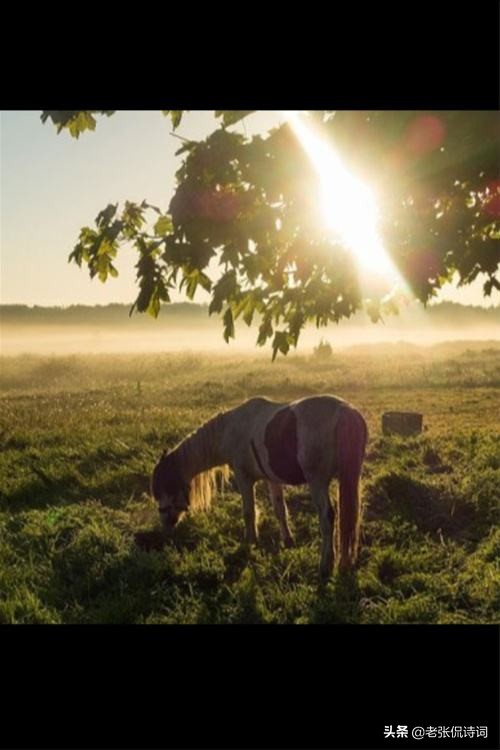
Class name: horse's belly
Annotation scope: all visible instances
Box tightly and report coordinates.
[264,407,306,485]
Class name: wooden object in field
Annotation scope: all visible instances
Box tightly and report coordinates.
[382,411,423,436]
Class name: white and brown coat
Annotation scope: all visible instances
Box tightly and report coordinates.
[152,395,368,580]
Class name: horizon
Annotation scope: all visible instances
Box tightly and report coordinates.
[2,298,500,311]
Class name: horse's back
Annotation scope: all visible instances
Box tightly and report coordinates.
[229,394,354,443]
[232,394,347,414]
[222,397,285,450]
[291,394,348,418]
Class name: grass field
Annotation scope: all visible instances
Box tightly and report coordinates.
[1,341,499,623]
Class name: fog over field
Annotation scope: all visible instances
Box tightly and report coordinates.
[1,301,499,356]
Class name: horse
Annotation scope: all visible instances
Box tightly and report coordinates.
[151,395,368,580]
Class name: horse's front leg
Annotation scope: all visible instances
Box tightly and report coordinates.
[309,481,335,582]
[235,472,258,545]
[268,482,294,548]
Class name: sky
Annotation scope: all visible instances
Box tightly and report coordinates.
[1,110,497,308]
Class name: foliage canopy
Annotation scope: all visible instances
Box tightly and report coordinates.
[42,110,500,357]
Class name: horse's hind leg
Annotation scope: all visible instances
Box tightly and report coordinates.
[309,480,335,581]
[268,482,294,548]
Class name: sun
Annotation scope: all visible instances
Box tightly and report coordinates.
[285,111,398,280]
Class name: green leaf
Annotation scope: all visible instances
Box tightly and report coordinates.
[183,270,200,300]
[223,307,235,342]
[215,111,255,127]
[257,317,273,346]
[209,296,224,315]
[96,204,118,228]
[243,302,256,327]
[154,215,173,236]
[484,277,500,296]
[41,111,115,136]
[209,270,238,315]
[147,293,161,318]
[68,112,97,138]
[96,238,115,257]
[96,255,110,282]
[234,293,257,327]
[164,110,184,129]
[272,331,290,360]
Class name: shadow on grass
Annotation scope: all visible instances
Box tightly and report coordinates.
[310,570,361,624]
[1,469,151,513]
[0,471,87,513]
[365,472,480,541]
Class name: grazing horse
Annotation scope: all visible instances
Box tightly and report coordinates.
[151,395,368,580]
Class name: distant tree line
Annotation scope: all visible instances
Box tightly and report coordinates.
[2,301,498,328]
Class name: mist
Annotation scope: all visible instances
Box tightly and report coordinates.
[0,301,498,357]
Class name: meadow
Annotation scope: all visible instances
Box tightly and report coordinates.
[0,341,499,624]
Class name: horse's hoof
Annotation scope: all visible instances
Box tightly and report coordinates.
[283,536,295,549]
[316,577,330,594]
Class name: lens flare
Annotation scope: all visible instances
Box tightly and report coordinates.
[285,111,402,286]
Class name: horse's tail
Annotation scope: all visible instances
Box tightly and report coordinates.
[335,406,368,571]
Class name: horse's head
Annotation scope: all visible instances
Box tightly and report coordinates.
[151,450,190,533]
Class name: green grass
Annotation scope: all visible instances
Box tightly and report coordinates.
[0,344,499,623]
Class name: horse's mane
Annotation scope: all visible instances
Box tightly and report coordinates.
[188,465,230,513]
[180,410,230,513]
